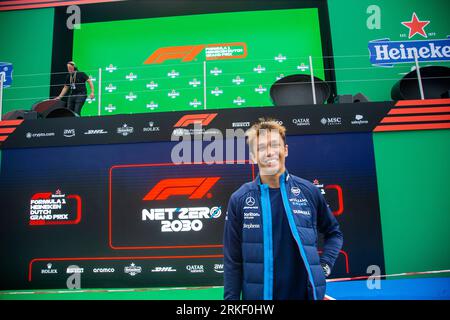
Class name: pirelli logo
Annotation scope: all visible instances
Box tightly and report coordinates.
[143,177,220,201]
[144,42,248,64]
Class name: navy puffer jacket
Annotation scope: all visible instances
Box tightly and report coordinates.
[223,170,343,300]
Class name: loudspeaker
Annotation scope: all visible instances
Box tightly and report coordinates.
[31,99,66,114]
[334,94,353,103]
[31,99,77,118]
[2,110,40,120]
[334,93,370,104]
[270,74,331,106]
[391,66,450,100]
[23,111,39,120]
[42,107,78,119]
[2,109,27,120]
[352,93,370,103]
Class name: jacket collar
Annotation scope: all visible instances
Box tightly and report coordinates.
[255,169,290,187]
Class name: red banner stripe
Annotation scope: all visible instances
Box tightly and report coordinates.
[0,0,121,11]
[374,122,450,132]
[395,98,450,106]
[388,106,450,115]
[0,120,24,126]
[381,115,450,123]
[0,128,16,134]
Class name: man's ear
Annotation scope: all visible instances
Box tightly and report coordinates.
[285,144,288,158]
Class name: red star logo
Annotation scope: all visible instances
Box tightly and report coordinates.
[401,12,430,39]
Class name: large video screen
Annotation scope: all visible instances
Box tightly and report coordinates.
[0,130,384,289]
[72,8,325,115]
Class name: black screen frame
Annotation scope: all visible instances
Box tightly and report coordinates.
[50,0,337,103]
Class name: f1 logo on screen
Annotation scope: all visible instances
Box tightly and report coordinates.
[109,163,254,248]
[142,177,222,232]
[144,42,248,64]
[143,177,220,200]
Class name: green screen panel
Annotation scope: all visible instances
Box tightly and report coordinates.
[374,129,450,275]
[328,0,450,101]
[0,8,54,168]
[72,8,325,116]
[0,8,54,113]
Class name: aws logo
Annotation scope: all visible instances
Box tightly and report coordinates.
[144,42,247,64]
[143,177,220,201]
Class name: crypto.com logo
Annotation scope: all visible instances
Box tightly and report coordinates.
[144,42,247,64]
[143,177,220,201]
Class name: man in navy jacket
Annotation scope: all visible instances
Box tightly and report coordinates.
[223,118,343,300]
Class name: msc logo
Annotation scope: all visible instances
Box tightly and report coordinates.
[174,113,217,127]
[143,177,220,201]
[144,42,247,64]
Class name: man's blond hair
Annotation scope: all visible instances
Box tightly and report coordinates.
[246,118,287,150]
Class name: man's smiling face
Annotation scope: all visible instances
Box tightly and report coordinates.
[251,129,288,176]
